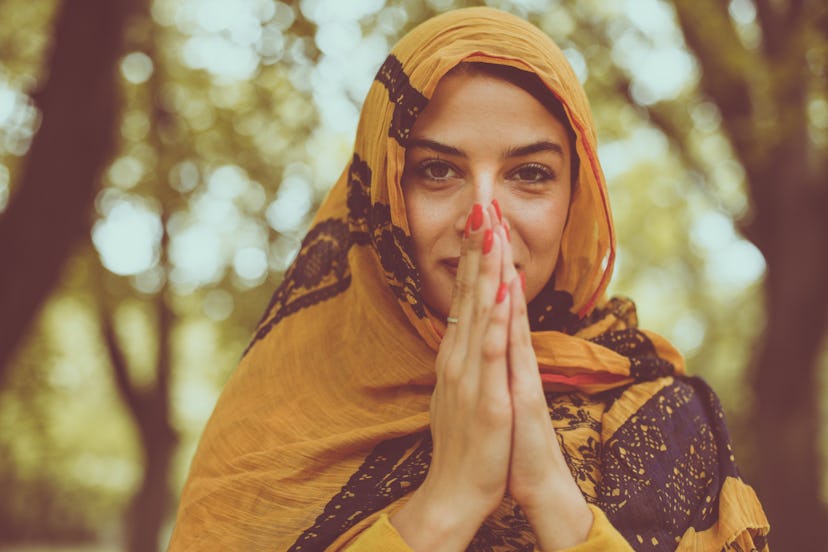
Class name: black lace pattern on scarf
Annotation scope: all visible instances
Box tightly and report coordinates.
[287,432,432,552]
[548,391,603,492]
[466,503,535,552]
[245,154,426,355]
[244,57,433,355]
[589,328,676,382]
[243,218,352,355]
[598,377,741,550]
[347,153,426,319]
[375,54,428,145]
[527,275,580,333]
[290,378,743,549]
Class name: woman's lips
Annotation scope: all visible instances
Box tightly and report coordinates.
[440,258,522,276]
[441,257,460,275]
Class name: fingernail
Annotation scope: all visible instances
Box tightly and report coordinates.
[464,213,472,239]
[519,272,526,292]
[504,220,511,242]
[482,229,493,254]
[496,282,508,303]
[471,203,483,231]
[492,199,502,222]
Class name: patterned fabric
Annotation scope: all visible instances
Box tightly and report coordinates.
[169,7,768,551]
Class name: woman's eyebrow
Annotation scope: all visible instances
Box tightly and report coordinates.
[405,138,466,157]
[405,138,564,159]
[505,141,564,158]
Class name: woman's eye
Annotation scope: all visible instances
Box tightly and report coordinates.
[510,164,554,183]
[418,160,457,180]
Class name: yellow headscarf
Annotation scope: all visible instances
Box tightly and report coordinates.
[169,8,768,551]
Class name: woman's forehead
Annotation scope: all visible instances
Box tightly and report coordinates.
[407,72,571,156]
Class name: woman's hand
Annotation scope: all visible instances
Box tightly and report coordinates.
[496,218,593,550]
[391,204,513,551]
[391,204,592,551]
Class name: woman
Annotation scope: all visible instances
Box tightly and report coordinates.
[169,7,769,551]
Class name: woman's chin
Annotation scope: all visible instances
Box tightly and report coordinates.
[421,296,450,322]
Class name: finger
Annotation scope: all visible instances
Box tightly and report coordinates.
[443,203,483,337]
[476,248,511,407]
[465,228,506,388]
[438,204,483,383]
[507,274,560,459]
[486,200,502,229]
[485,203,504,252]
[498,221,545,400]
[487,202,512,295]
[443,203,491,359]
[458,210,504,394]
[498,218,519,284]
[507,274,547,406]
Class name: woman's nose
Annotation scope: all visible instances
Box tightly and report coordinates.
[471,170,497,205]
[453,171,498,233]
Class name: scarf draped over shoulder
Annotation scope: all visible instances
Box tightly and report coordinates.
[169,7,769,551]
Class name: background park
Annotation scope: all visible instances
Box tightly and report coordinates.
[0,0,826,550]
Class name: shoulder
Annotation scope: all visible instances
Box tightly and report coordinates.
[596,376,745,547]
[601,375,734,454]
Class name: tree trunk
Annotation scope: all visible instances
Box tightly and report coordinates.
[125,281,176,552]
[0,0,130,380]
[669,1,828,547]
[126,413,177,552]
[751,141,828,551]
[101,275,176,552]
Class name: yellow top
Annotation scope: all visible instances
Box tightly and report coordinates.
[345,506,634,551]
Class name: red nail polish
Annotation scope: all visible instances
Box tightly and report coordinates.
[496,282,508,303]
[519,272,526,292]
[504,221,511,242]
[464,213,472,239]
[482,229,493,254]
[492,199,502,222]
[471,203,484,231]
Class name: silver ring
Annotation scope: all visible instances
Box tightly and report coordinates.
[446,316,459,324]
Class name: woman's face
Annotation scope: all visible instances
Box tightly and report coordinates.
[403,70,572,319]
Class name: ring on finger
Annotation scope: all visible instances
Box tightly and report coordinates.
[446,316,459,324]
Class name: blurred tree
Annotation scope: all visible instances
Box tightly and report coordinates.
[0,0,136,381]
[649,2,827,548]
[95,176,176,552]
[97,260,176,552]
[96,12,177,551]
[84,2,322,549]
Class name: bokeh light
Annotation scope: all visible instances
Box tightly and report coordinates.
[120,52,155,84]
[0,163,9,212]
[92,199,162,276]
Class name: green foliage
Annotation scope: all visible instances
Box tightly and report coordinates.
[1,0,823,547]
[0,266,139,541]
[0,0,59,207]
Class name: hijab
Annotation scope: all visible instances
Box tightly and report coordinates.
[169,8,768,550]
